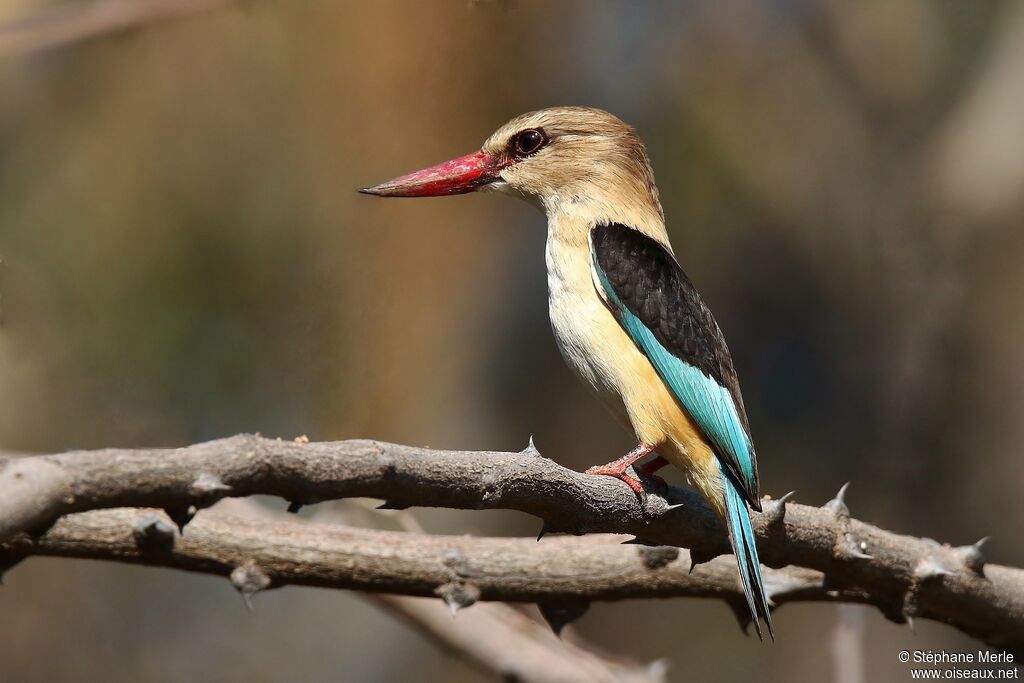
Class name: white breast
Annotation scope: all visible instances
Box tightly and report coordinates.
[545,227,632,423]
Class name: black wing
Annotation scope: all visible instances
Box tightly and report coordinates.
[591,223,760,505]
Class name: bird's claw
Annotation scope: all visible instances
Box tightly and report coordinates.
[584,465,648,502]
[584,445,662,505]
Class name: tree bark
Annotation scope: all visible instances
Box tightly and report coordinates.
[0,435,1019,652]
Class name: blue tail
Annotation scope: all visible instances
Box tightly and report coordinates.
[719,461,774,640]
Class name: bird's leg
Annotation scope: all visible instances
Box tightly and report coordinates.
[585,443,659,496]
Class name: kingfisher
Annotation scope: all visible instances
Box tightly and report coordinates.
[361,107,773,639]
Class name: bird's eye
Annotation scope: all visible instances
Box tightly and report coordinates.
[514,129,546,157]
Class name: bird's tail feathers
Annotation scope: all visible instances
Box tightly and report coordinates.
[719,461,774,641]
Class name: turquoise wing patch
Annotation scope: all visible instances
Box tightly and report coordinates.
[594,258,758,499]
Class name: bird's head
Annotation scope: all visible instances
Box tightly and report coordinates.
[360,107,664,227]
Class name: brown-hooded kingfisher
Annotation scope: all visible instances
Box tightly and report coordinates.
[361,107,773,639]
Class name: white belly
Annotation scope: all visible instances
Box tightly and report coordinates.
[545,231,633,424]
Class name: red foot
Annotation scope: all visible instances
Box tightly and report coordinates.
[585,463,646,495]
[584,443,660,499]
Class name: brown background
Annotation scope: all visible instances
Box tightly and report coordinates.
[1,1,1023,681]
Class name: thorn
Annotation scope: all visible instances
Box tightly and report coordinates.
[537,521,549,541]
[688,547,718,574]
[230,561,271,609]
[164,505,197,532]
[914,557,952,582]
[286,501,303,514]
[954,536,989,576]
[520,436,540,456]
[762,491,795,529]
[840,533,873,560]
[824,482,851,519]
[376,501,410,511]
[621,536,659,546]
[538,600,590,636]
[190,472,231,497]
[435,581,479,615]
[132,511,177,551]
[643,494,686,517]
[638,546,679,570]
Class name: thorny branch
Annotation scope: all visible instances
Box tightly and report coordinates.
[4,506,826,683]
[3,506,667,683]
[0,435,1020,652]
[1,507,850,609]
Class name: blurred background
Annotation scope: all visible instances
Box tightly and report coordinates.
[1,0,1023,681]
